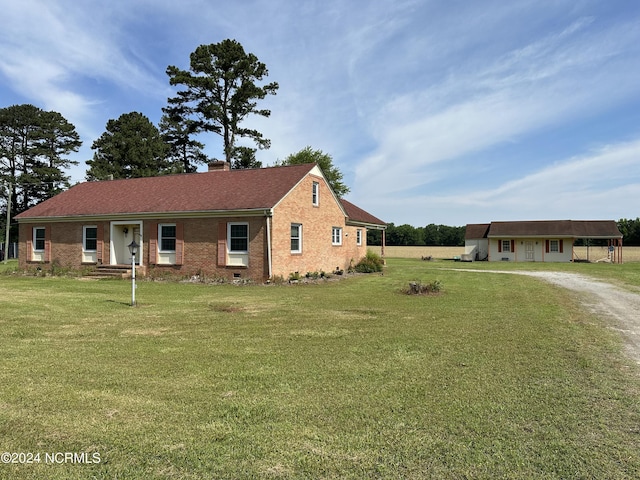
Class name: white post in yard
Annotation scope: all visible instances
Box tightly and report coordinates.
[131,252,136,306]
[128,239,139,307]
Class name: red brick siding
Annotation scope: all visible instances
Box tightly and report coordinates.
[16,173,372,280]
[18,217,269,280]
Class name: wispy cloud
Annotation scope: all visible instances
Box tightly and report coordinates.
[1,0,639,224]
[352,9,640,201]
[361,138,640,225]
[0,0,167,129]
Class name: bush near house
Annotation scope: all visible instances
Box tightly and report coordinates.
[354,250,384,273]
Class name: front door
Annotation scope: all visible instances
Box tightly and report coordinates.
[525,241,534,261]
[110,222,142,265]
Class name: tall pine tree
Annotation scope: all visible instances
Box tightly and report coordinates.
[0,104,80,241]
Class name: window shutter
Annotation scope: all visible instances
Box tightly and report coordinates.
[44,227,51,262]
[498,240,502,253]
[217,222,227,266]
[175,223,184,266]
[148,222,158,265]
[511,240,515,253]
[559,239,564,253]
[96,223,104,263]
[545,240,550,253]
[27,238,33,261]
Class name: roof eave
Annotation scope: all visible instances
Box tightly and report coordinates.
[16,208,273,223]
[346,220,387,230]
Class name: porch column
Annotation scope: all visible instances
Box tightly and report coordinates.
[381,229,386,265]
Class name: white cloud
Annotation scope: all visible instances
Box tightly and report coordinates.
[352,11,640,201]
[357,138,640,226]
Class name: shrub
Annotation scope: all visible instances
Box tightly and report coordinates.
[355,250,384,273]
[403,280,442,295]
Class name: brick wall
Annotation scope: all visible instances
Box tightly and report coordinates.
[16,173,372,280]
[18,217,269,281]
[145,216,268,281]
[270,173,368,277]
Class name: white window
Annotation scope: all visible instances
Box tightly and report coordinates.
[502,240,511,252]
[356,229,363,246]
[312,182,319,206]
[332,227,342,246]
[291,224,302,253]
[33,227,46,251]
[83,226,97,251]
[159,224,176,252]
[549,240,559,253]
[228,223,249,253]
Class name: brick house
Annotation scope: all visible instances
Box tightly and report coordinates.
[15,162,386,280]
[464,220,623,263]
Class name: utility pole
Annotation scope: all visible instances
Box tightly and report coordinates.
[3,180,11,264]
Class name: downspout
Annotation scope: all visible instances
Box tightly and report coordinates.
[265,209,273,279]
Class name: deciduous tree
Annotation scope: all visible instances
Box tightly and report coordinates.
[279,146,350,197]
[86,112,169,180]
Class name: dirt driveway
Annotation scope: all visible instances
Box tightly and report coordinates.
[459,270,640,365]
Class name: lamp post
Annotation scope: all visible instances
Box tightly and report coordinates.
[128,240,139,306]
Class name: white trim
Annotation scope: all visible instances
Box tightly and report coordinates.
[109,220,143,265]
[227,222,249,253]
[227,222,249,267]
[332,226,342,246]
[291,223,302,253]
[33,226,46,252]
[158,223,177,253]
[83,225,98,252]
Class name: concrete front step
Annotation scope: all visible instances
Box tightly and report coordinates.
[85,265,133,279]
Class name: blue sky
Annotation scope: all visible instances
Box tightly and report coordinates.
[2,0,640,226]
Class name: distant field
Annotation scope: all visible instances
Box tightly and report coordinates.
[371,245,640,262]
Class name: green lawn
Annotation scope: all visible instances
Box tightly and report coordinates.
[1,259,639,479]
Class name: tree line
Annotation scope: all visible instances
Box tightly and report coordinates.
[367,223,466,247]
[1,39,349,244]
[367,219,640,247]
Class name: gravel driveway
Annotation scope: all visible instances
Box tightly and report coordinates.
[459,270,640,365]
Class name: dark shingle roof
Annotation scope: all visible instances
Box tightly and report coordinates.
[465,220,622,239]
[340,199,386,227]
[16,164,317,219]
[465,223,491,240]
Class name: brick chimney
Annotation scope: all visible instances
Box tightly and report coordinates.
[208,161,230,172]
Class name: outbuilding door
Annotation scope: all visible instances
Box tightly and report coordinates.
[525,241,534,261]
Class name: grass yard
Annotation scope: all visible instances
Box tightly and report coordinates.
[1,259,639,478]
